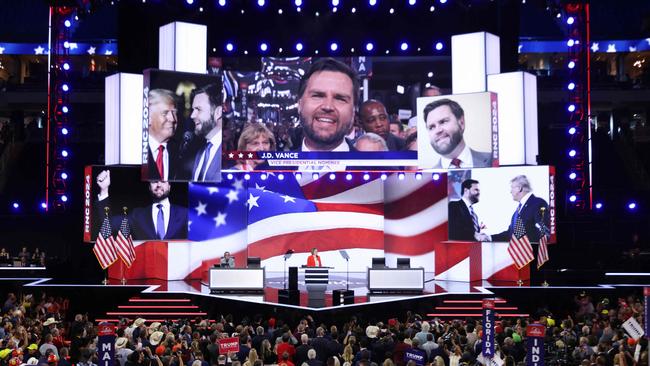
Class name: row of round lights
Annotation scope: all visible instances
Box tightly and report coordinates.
[183,0,451,9]
[223,172,443,182]
[217,40,445,55]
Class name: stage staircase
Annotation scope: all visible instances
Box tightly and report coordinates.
[426,298,529,319]
[95,293,211,323]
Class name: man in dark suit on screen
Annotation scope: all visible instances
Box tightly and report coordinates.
[94,170,188,240]
[448,178,486,241]
[485,175,550,243]
[423,98,492,169]
[144,89,179,181]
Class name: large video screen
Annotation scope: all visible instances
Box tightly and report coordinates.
[447,166,556,244]
[83,165,189,242]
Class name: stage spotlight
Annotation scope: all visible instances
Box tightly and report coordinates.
[295,42,303,51]
[218,0,226,6]
[330,42,338,51]
[351,7,356,13]
[226,43,234,52]
[244,173,251,180]
[595,202,603,210]
[278,173,285,180]
[278,8,283,14]
[295,172,302,180]
[332,7,337,12]
[569,172,576,180]
[429,5,435,11]
[568,127,576,135]
[261,174,267,180]
[64,20,72,27]
[396,85,405,94]
[62,63,70,70]
[329,173,336,180]
[435,42,444,51]
[427,71,434,78]
[415,173,422,180]
[369,0,377,5]
[186,0,193,4]
[567,82,576,90]
[61,128,69,135]
[332,0,339,6]
[568,61,576,69]
[439,0,447,3]
[41,202,47,209]
[62,84,69,92]
[365,42,374,51]
[61,150,69,157]
[62,106,69,113]
[257,0,265,6]
[363,173,370,181]
[61,172,68,180]
[346,173,352,181]
[312,173,319,180]
[398,173,405,180]
[432,173,440,181]
[568,149,576,157]
[227,173,233,180]
[567,16,575,25]
[380,173,388,181]
[64,41,70,49]
[294,0,302,6]
[628,202,637,210]
[567,39,575,47]
[408,0,416,5]
[568,104,576,112]
[61,195,68,202]
[12,202,19,209]
[400,42,408,51]
[389,8,394,14]
[569,195,577,202]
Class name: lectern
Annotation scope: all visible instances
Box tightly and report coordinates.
[302,266,331,308]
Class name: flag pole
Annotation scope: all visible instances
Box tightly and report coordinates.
[120,206,128,285]
[102,206,110,286]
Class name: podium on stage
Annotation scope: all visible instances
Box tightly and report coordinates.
[302,266,331,308]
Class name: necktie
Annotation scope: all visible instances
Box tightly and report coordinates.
[156,145,164,179]
[197,142,213,181]
[450,158,462,168]
[511,202,522,232]
[156,203,165,239]
[469,205,480,233]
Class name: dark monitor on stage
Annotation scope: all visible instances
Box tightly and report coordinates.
[397,258,411,269]
[372,257,386,269]
[247,257,261,268]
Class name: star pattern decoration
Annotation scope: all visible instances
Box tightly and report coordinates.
[629,46,637,52]
[606,44,616,53]
[188,221,192,230]
[207,187,220,194]
[214,211,227,227]
[232,178,244,191]
[228,152,234,158]
[255,183,266,191]
[194,201,207,216]
[87,46,96,55]
[247,153,254,158]
[518,45,523,53]
[69,43,78,50]
[281,195,296,203]
[34,46,44,55]
[247,193,260,211]
[0,46,5,54]
[238,152,244,158]
[646,38,650,46]
[226,189,239,203]
[590,42,599,53]
[105,50,113,55]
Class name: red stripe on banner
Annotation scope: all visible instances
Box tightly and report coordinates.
[108,241,169,280]
[384,224,447,255]
[313,202,384,215]
[434,241,474,275]
[384,181,448,220]
[301,178,375,200]
[247,228,384,259]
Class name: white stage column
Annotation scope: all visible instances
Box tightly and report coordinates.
[104,73,144,165]
[159,22,207,73]
[487,71,539,165]
[452,32,500,94]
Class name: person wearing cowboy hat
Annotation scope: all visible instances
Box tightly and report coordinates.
[115,338,133,366]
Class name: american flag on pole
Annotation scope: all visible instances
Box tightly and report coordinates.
[93,214,118,269]
[537,233,549,269]
[115,213,136,267]
[508,216,534,269]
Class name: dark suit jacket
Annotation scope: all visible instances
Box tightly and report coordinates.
[448,199,478,241]
[143,139,179,181]
[95,198,188,240]
[190,140,222,182]
[433,148,493,169]
[491,194,549,243]
[385,133,406,151]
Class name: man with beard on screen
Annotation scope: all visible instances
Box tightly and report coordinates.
[94,170,188,240]
[179,83,223,181]
[422,98,492,169]
[448,179,487,241]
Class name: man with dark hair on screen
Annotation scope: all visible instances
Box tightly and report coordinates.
[359,99,405,151]
[422,98,492,169]
[484,175,550,243]
[180,83,223,182]
[94,170,188,240]
[146,89,179,181]
[294,58,360,170]
[448,179,487,241]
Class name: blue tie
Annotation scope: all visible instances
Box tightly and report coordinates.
[156,203,165,239]
[197,142,212,181]
[511,202,522,231]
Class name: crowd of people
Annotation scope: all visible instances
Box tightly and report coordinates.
[0,247,46,267]
[1,290,646,366]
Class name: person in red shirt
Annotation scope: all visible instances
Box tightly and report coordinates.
[306,248,322,267]
[276,334,296,364]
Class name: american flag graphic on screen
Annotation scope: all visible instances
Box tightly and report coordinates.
[508,216,534,269]
[93,215,118,269]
